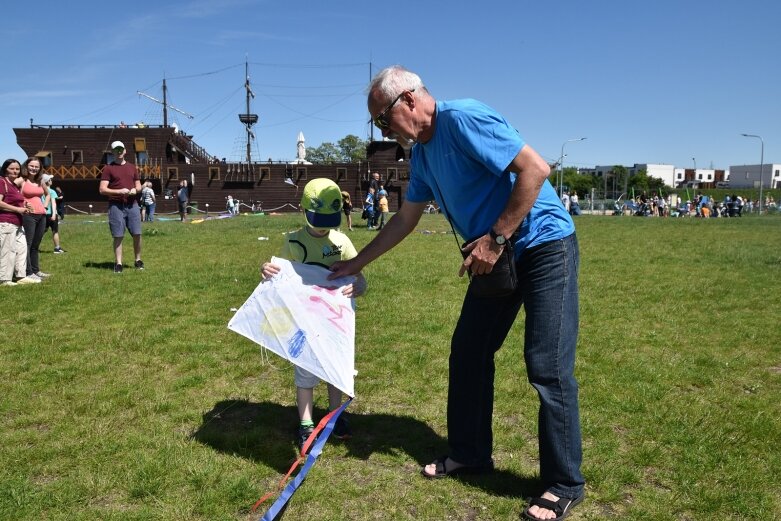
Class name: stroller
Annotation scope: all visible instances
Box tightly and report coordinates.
[634,201,651,216]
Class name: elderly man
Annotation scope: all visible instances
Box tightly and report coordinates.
[329,66,584,521]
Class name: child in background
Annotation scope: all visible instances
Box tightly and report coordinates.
[40,175,65,253]
[261,178,367,453]
[364,188,375,229]
[377,188,389,230]
[341,190,353,231]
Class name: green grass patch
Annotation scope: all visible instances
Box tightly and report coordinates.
[1,212,779,520]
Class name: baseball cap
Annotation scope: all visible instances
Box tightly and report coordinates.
[111,141,125,150]
[301,178,342,229]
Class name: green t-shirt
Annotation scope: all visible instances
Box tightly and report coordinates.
[280,228,358,269]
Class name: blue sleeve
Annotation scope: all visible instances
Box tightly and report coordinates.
[405,169,434,203]
[451,106,524,177]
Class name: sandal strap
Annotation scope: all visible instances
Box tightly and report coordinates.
[529,496,568,515]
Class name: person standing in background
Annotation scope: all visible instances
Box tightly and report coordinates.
[54,186,65,220]
[0,159,38,286]
[141,181,156,221]
[369,171,382,227]
[341,190,353,231]
[21,158,50,281]
[377,188,389,230]
[99,141,143,273]
[40,174,65,253]
[177,179,189,222]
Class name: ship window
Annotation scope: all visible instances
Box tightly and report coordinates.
[71,150,84,164]
[167,167,179,180]
[35,151,53,168]
[386,168,397,181]
[336,167,346,180]
[296,167,307,180]
[134,138,147,152]
[260,167,270,180]
[209,167,220,181]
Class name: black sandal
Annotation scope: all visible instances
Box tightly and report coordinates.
[420,455,494,479]
[522,493,584,521]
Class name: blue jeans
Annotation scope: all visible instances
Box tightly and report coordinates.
[448,233,584,499]
[145,203,155,221]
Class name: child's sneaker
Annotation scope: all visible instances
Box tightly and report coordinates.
[298,425,315,454]
[333,413,352,440]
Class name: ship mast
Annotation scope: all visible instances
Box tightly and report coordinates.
[137,79,194,125]
[163,78,168,128]
[238,59,258,165]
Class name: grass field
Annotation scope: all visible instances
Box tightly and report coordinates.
[1,211,779,521]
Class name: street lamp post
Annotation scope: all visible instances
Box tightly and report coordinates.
[559,137,587,196]
[741,133,764,214]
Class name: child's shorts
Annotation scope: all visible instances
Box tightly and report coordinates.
[294,365,320,388]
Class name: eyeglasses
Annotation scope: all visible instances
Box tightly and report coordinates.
[369,89,415,130]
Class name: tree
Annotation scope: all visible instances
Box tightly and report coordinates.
[628,169,651,193]
[306,134,368,164]
[610,165,628,198]
[337,135,367,163]
[306,142,341,164]
[561,167,594,197]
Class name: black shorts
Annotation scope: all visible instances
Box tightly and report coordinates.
[45,216,59,233]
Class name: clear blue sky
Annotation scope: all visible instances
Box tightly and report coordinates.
[2,0,777,171]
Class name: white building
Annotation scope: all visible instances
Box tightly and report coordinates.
[726,164,781,189]
[673,168,717,187]
[631,164,676,187]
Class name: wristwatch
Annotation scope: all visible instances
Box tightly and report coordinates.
[489,228,507,246]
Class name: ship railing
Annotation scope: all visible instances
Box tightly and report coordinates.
[45,164,162,180]
[170,132,211,164]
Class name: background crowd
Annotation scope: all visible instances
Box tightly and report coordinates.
[0,158,65,286]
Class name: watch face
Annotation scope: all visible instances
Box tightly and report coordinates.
[491,229,506,245]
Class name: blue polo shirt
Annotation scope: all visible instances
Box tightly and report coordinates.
[407,99,574,257]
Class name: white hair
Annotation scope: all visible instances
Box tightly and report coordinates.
[368,65,426,101]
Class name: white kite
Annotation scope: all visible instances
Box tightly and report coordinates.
[228,257,357,397]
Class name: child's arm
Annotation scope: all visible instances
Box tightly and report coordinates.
[341,272,367,298]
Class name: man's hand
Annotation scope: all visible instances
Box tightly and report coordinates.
[459,235,503,277]
[328,258,363,280]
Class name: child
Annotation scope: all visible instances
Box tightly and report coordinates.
[341,190,353,231]
[377,188,389,230]
[363,188,375,229]
[40,175,65,253]
[261,178,367,453]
